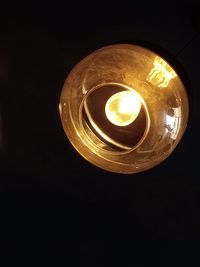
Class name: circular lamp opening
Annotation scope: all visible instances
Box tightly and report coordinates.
[82,83,149,153]
[59,44,189,174]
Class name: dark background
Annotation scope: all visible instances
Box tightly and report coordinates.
[0,0,200,263]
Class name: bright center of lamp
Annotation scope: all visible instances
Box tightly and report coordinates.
[105,90,142,127]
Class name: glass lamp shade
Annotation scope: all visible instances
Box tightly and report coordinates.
[59,44,189,174]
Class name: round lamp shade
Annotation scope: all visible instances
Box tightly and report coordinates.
[59,44,189,174]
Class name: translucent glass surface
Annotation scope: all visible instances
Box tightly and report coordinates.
[59,44,189,173]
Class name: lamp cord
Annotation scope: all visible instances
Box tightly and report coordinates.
[175,32,199,57]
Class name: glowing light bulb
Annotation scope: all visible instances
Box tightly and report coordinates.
[105,91,142,126]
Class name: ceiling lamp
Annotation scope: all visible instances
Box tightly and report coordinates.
[59,44,189,174]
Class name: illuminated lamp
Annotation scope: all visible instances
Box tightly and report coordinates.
[59,44,189,174]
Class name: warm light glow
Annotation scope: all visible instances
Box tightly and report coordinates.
[147,56,177,87]
[60,44,189,174]
[105,91,142,126]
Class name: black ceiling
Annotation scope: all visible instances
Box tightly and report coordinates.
[0,0,200,259]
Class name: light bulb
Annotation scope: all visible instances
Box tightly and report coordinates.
[105,91,142,126]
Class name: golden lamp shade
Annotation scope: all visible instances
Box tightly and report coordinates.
[59,44,189,174]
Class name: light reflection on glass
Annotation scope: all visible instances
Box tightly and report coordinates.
[147,56,177,88]
[165,107,181,140]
